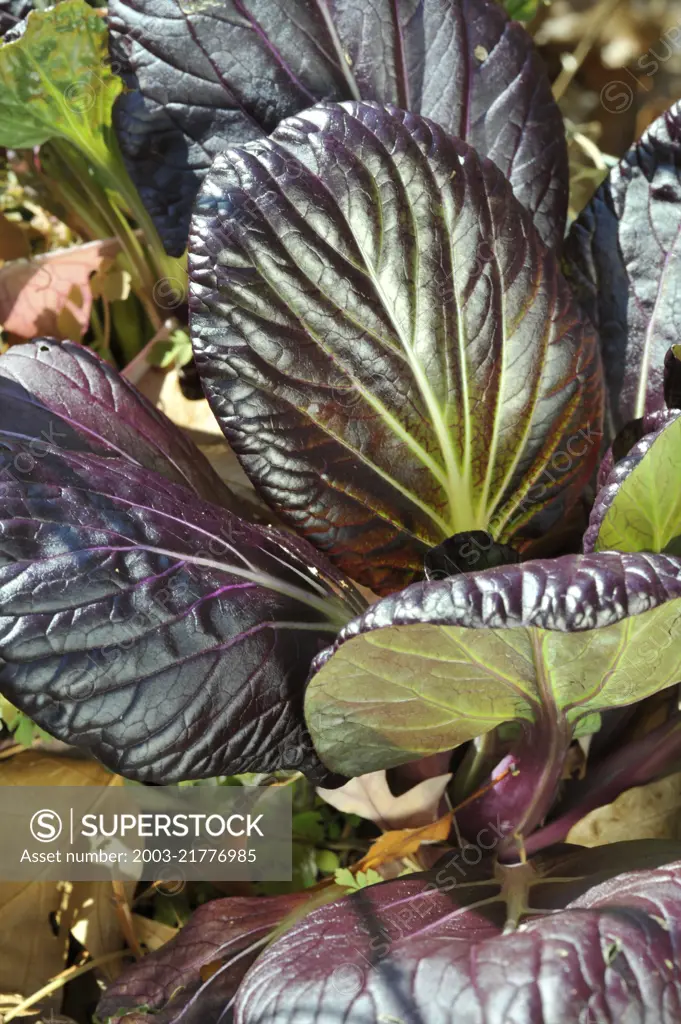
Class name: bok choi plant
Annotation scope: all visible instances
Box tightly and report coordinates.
[2,0,681,1020]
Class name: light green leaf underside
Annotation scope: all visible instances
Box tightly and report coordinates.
[573,712,602,738]
[306,600,681,774]
[0,0,122,164]
[594,417,681,554]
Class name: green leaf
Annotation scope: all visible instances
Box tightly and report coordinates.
[260,843,319,894]
[90,265,132,303]
[334,867,383,892]
[315,849,340,875]
[0,0,122,166]
[585,412,681,555]
[0,1,185,306]
[292,810,325,845]
[12,713,40,748]
[573,712,602,738]
[0,697,52,747]
[504,0,546,21]
[305,552,681,775]
[0,694,18,729]
[333,867,355,890]
[149,329,193,370]
[311,611,681,771]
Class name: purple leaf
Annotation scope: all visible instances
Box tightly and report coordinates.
[0,441,363,781]
[305,551,681,776]
[108,0,567,255]
[665,344,681,410]
[564,100,681,439]
[234,848,681,1023]
[97,894,308,1024]
[190,101,601,595]
[0,339,240,513]
[526,713,681,856]
[0,0,31,37]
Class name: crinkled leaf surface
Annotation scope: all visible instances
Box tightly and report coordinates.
[190,102,601,596]
[0,442,362,782]
[0,0,122,165]
[564,100,681,439]
[306,552,681,775]
[109,0,567,256]
[0,338,242,512]
[97,894,308,1024]
[585,411,681,555]
[235,846,681,1024]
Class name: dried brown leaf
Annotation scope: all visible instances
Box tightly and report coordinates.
[567,771,681,847]
[0,748,123,788]
[131,913,178,954]
[355,811,454,872]
[0,214,30,262]
[0,237,120,338]
[69,881,137,982]
[0,881,67,1014]
[0,751,126,999]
